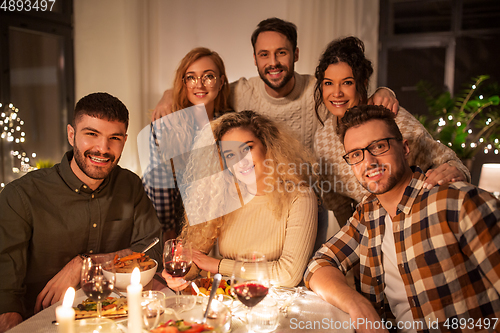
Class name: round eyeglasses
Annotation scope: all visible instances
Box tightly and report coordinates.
[183,73,217,89]
[343,138,401,165]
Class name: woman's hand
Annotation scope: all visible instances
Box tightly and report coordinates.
[151,90,174,122]
[368,87,399,115]
[192,249,220,274]
[161,269,190,291]
[423,163,466,190]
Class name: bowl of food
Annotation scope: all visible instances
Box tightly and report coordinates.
[103,252,158,290]
[183,276,232,297]
[151,295,231,333]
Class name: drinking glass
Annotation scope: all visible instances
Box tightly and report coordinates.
[248,297,279,332]
[230,252,270,327]
[80,256,116,318]
[163,239,193,295]
[141,291,166,330]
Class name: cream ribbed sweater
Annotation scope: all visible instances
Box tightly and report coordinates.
[217,189,318,287]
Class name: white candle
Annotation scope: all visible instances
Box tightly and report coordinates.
[55,287,75,333]
[127,267,143,333]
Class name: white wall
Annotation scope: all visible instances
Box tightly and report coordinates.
[74,0,379,174]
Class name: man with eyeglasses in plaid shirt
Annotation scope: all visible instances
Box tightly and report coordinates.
[304,105,500,333]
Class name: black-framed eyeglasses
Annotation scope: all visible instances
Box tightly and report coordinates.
[183,73,218,88]
[343,138,400,165]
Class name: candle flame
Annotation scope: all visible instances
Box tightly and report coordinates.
[62,287,75,308]
[131,267,141,285]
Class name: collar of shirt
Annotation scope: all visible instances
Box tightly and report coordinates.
[362,166,426,216]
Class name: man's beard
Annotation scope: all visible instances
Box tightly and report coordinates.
[258,63,295,91]
[360,163,405,195]
[73,144,118,180]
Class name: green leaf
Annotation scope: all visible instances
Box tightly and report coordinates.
[487,95,500,105]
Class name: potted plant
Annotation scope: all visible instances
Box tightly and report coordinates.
[416,75,500,165]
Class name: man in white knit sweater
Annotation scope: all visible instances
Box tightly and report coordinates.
[152,17,398,153]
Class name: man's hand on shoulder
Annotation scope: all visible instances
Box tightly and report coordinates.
[0,312,23,332]
[34,256,82,313]
[368,87,399,115]
[151,89,174,122]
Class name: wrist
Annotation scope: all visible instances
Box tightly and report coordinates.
[217,259,222,274]
[344,292,373,315]
[375,86,396,98]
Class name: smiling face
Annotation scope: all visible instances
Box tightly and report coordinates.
[343,119,410,195]
[184,56,224,114]
[67,115,127,189]
[220,127,267,195]
[322,62,361,119]
[253,31,298,98]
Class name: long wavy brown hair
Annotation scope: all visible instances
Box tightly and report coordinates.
[314,37,373,126]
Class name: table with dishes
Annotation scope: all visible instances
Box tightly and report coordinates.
[7,276,353,333]
[7,245,353,333]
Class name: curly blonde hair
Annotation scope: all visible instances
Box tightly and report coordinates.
[179,111,318,253]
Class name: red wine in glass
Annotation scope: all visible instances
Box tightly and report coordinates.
[81,256,116,318]
[230,252,271,330]
[81,280,113,302]
[163,239,193,296]
[233,282,269,307]
[164,260,192,278]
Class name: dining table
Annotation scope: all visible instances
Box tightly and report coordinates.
[6,275,353,333]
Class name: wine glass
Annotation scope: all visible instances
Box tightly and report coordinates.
[80,256,116,318]
[163,239,193,295]
[230,252,270,327]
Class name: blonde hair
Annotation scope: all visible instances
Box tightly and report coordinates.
[180,111,318,253]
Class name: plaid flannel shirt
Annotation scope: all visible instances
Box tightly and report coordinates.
[142,121,179,232]
[304,167,500,332]
[142,112,220,232]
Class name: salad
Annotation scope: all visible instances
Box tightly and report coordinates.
[151,319,214,333]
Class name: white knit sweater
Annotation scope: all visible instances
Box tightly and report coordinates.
[230,72,327,152]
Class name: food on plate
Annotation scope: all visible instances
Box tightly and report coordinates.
[184,277,232,297]
[113,252,156,273]
[151,319,214,333]
[74,297,127,319]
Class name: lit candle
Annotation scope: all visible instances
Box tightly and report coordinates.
[127,267,143,333]
[55,287,75,333]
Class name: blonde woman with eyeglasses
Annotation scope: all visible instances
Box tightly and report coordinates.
[142,47,231,242]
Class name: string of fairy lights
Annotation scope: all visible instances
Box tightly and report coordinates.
[0,103,38,189]
[437,113,500,155]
